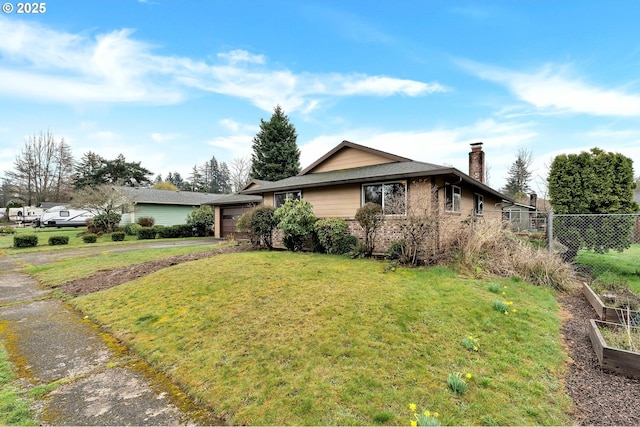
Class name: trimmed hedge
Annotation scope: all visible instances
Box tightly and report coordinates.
[13,235,38,248]
[82,234,98,244]
[137,227,157,240]
[48,235,70,246]
[0,226,16,235]
[157,224,194,238]
[111,232,125,242]
[124,223,143,236]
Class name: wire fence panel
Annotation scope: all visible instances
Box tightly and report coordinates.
[549,213,640,276]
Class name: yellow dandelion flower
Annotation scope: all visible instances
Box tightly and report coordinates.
[409,403,417,412]
[501,291,506,295]
[512,309,517,313]
[411,420,417,427]
[504,311,509,315]
[434,412,439,418]
[473,346,479,351]
[425,411,431,417]
[503,286,508,289]
[506,301,513,305]
[465,373,472,379]
[468,335,473,339]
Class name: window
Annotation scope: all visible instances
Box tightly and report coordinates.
[274,190,301,208]
[60,211,70,217]
[474,193,484,215]
[362,181,406,215]
[445,184,461,213]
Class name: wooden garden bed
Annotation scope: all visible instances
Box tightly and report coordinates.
[582,283,640,323]
[588,319,640,379]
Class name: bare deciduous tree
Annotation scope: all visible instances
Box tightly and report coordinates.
[5,130,73,205]
[230,156,252,193]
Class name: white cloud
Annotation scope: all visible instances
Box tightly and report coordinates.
[299,118,538,191]
[460,60,640,117]
[151,132,180,143]
[206,134,254,160]
[217,49,265,65]
[0,17,445,112]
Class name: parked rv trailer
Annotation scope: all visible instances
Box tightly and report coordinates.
[8,206,44,223]
[41,206,95,228]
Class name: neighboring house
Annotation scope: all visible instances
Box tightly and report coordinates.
[118,187,223,227]
[501,193,548,232]
[211,140,512,253]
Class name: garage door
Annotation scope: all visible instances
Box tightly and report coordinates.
[221,206,253,238]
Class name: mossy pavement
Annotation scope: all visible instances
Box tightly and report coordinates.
[0,240,220,425]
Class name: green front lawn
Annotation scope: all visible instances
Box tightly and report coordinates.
[72,251,572,426]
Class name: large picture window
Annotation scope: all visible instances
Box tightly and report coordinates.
[362,181,406,215]
[445,184,461,213]
[274,190,301,208]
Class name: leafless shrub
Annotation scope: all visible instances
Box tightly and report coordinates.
[387,180,440,265]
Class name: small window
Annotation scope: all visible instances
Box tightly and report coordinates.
[362,181,406,215]
[474,193,484,215]
[274,190,301,208]
[60,211,70,217]
[445,184,461,213]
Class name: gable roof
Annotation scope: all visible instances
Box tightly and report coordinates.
[240,160,509,202]
[299,140,411,175]
[118,187,221,206]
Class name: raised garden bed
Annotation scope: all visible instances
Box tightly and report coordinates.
[582,282,640,323]
[588,319,640,379]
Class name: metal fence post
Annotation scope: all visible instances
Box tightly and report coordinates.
[547,209,554,254]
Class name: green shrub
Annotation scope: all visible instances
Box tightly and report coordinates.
[13,235,38,248]
[137,216,155,227]
[111,232,125,241]
[91,212,122,233]
[48,235,69,246]
[153,225,165,235]
[158,224,194,238]
[124,223,143,236]
[314,218,352,254]
[0,226,16,235]
[82,234,98,244]
[237,205,277,248]
[387,239,407,261]
[274,199,317,252]
[137,227,157,240]
[186,206,215,237]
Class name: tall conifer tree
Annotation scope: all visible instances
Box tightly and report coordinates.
[250,105,300,181]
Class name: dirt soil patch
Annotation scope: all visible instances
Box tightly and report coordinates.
[56,245,640,425]
[61,244,254,297]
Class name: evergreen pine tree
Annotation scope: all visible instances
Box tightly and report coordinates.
[502,148,533,199]
[250,105,300,181]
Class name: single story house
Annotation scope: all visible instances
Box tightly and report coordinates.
[211,140,513,253]
[118,187,223,227]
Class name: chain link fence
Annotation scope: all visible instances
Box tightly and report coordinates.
[548,213,640,278]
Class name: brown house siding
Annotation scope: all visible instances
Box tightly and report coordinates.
[307,147,397,173]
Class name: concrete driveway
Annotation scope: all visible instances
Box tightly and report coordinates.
[0,240,223,425]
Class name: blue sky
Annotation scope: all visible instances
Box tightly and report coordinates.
[1,0,640,195]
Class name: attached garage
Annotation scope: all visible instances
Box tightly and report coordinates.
[221,206,254,237]
[209,194,263,239]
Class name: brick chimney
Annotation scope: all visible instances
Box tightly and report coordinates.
[468,142,485,183]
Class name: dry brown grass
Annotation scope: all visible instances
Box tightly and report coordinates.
[451,217,576,291]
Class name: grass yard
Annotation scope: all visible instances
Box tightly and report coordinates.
[24,243,222,288]
[0,226,211,253]
[0,344,35,426]
[576,244,640,294]
[72,251,573,426]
